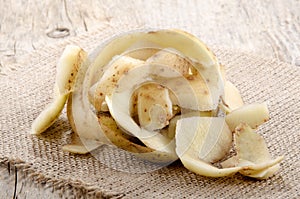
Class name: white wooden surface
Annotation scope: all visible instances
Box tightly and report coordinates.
[0,0,299,198]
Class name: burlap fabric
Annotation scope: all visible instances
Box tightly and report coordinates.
[0,26,299,198]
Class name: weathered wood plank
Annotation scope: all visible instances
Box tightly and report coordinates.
[0,0,299,68]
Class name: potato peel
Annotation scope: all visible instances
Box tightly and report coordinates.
[91,56,144,111]
[220,80,244,113]
[31,45,87,135]
[31,29,283,179]
[137,83,173,131]
[98,114,178,163]
[220,123,284,179]
[161,111,215,140]
[56,45,87,94]
[233,123,283,178]
[31,93,69,135]
[180,155,242,177]
[146,48,194,77]
[225,103,270,132]
[62,133,102,154]
[176,122,283,179]
[175,117,232,163]
[161,74,213,111]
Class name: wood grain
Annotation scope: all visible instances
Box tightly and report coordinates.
[0,164,62,198]
[0,0,299,198]
[0,0,299,68]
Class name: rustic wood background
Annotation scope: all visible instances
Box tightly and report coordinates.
[0,0,299,198]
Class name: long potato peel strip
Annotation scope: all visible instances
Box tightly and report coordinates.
[31,45,87,135]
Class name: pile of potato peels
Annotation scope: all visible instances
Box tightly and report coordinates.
[31,29,283,179]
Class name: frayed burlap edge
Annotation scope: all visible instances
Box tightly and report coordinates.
[0,157,124,199]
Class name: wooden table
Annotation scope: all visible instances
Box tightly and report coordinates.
[1,0,299,198]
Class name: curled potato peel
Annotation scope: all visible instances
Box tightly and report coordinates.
[91,56,145,111]
[31,93,69,135]
[98,114,178,163]
[88,29,224,110]
[146,48,195,77]
[221,123,283,179]
[136,83,173,131]
[31,45,87,135]
[31,29,283,178]
[175,117,233,163]
[176,120,283,178]
[105,63,196,154]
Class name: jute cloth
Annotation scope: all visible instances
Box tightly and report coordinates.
[0,26,299,198]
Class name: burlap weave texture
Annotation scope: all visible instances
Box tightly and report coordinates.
[0,27,299,198]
